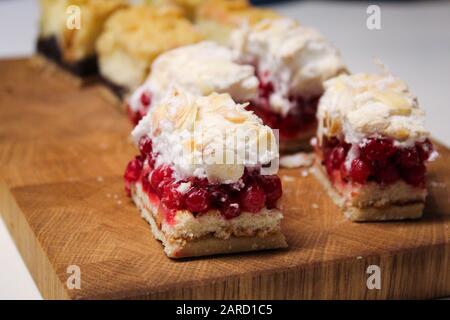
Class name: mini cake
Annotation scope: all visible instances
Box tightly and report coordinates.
[314,73,436,221]
[127,41,258,124]
[124,90,286,258]
[195,0,279,45]
[231,18,347,152]
[37,0,127,76]
[96,5,202,97]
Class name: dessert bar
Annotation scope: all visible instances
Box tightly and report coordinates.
[124,90,286,258]
[314,73,435,221]
[230,18,346,152]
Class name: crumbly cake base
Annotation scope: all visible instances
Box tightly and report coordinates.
[131,185,287,258]
[312,162,425,221]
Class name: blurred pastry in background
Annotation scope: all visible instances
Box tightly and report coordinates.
[230,18,347,152]
[126,41,258,124]
[96,4,202,98]
[195,0,279,45]
[146,0,206,19]
[37,0,128,77]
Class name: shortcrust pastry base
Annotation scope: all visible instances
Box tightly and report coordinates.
[131,184,287,258]
[312,162,425,222]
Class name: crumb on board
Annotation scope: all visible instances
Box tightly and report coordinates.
[429,181,447,188]
[99,142,108,150]
[282,175,296,182]
[312,203,319,209]
[280,152,314,169]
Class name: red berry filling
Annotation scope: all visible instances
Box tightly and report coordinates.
[185,188,211,213]
[124,138,283,222]
[150,165,174,195]
[320,136,433,187]
[138,136,152,157]
[123,156,143,196]
[348,158,372,184]
[239,184,266,213]
[127,90,153,125]
[246,71,319,139]
[258,175,282,209]
[161,182,185,210]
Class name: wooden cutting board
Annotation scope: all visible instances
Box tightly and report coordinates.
[0,58,449,300]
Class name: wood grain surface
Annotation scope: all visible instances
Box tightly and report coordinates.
[0,58,449,299]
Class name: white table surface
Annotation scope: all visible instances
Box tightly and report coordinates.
[0,0,449,300]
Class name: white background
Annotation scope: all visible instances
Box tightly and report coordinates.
[0,0,449,299]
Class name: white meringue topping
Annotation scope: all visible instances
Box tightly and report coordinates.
[132,90,279,183]
[129,41,259,113]
[317,73,429,146]
[230,18,346,116]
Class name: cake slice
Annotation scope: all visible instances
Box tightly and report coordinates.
[195,0,279,45]
[126,41,258,124]
[124,90,286,258]
[230,18,347,152]
[96,4,202,97]
[314,73,436,221]
[37,0,127,77]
